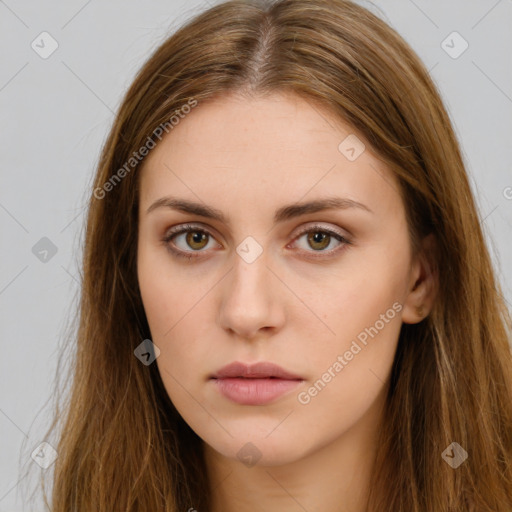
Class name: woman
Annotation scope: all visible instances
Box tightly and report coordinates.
[40,0,512,510]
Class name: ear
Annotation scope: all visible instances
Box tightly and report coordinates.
[402,233,438,324]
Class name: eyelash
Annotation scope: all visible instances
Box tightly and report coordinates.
[161,223,351,261]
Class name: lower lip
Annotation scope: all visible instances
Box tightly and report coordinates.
[211,377,303,405]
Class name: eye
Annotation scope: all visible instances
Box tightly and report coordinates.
[162,223,351,261]
[290,224,350,257]
[162,223,220,260]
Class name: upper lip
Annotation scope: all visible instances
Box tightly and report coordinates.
[210,361,303,380]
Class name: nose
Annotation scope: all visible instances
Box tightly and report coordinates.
[218,249,286,341]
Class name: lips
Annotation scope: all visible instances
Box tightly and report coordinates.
[210,361,304,405]
[210,361,304,380]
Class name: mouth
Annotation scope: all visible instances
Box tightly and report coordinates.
[210,361,304,380]
[210,361,304,405]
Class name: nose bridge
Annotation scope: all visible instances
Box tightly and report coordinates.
[218,240,284,337]
[229,232,270,293]
[231,254,270,297]
[228,245,272,307]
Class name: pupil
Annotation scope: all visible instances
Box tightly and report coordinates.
[309,231,329,250]
[187,231,207,250]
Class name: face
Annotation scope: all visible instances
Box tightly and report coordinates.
[137,92,425,467]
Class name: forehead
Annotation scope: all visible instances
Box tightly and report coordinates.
[138,92,402,219]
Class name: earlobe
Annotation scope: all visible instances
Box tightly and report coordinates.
[401,234,438,324]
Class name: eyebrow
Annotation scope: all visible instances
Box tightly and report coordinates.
[146,195,373,224]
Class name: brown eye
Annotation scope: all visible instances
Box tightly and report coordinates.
[291,224,350,258]
[307,231,331,251]
[185,231,209,250]
[162,224,219,260]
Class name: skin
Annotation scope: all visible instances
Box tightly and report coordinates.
[137,91,437,512]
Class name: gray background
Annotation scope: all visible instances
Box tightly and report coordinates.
[1,0,511,510]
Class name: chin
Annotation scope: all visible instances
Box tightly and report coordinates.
[200,426,314,468]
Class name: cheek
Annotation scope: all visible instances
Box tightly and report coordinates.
[138,268,177,339]
[137,241,207,339]
[307,260,406,352]
[138,272,202,365]
[137,249,218,392]
[139,269,209,413]
[296,249,406,405]
[295,307,402,446]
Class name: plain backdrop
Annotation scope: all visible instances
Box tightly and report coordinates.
[1,0,511,510]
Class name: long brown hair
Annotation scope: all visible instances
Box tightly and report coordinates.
[33,0,512,509]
